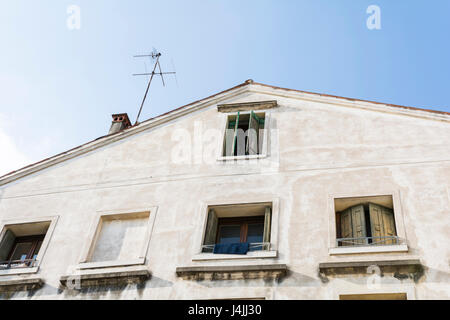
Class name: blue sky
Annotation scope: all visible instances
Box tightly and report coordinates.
[0,0,449,175]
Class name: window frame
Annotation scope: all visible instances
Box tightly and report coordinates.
[217,110,271,161]
[77,206,158,270]
[0,216,59,276]
[193,198,280,261]
[327,191,408,255]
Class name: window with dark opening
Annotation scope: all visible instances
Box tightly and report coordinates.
[203,203,272,254]
[0,222,49,270]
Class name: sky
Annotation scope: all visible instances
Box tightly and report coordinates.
[0,0,449,176]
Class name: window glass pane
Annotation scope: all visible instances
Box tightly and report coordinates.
[217,225,241,244]
[9,242,34,261]
[32,241,43,260]
[247,223,264,250]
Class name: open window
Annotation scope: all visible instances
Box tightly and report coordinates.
[223,111,265,157]
[335,195,399,247]
[202,203,272,254]
[0,221,51,271]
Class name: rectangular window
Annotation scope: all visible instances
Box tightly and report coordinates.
[335,195,398,247]
[0,222,50,270]
[223,111,265,157]
[88,212,150,263]
[202,203,271,254]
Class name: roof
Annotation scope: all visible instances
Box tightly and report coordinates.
[1,79,449,185]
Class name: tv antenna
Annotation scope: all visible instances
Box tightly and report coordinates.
[133,49,176,125]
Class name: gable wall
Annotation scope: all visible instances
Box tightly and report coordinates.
[0,88,449,299]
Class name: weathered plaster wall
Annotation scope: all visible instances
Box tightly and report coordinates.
[0,87,449,299]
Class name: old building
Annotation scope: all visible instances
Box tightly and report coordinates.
[0,80,449,299]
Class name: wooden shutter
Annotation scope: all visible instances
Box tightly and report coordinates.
[263,207,271,250]
[203,209,218,248]
[369,202,385,242]
[381,206,397,244]
[351,205,367,245]
[0,229,16,261]
[247,111,260,155]
[369,203,396,245]
[339,208,353,246]
[340,204,367,246]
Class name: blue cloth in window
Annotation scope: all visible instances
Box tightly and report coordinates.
[213,242,249,255]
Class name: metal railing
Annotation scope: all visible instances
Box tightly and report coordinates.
[0,258,37,270]
[336,236,401,247]
[202,242,271,253]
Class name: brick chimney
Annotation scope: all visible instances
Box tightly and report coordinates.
[109,113,132,134]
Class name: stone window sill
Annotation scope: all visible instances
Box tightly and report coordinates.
[329,244,408,255]
[77,258,145,270]
[192,250,277,261]
[0,266,39,277]
[60,265,151,288]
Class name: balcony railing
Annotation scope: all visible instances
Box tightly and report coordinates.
[0,258,38,270]
[202,242,271,253]
[336,236,401,247]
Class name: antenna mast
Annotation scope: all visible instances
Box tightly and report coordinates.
[133,50,176,125]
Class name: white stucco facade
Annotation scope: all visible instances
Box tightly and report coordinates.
[0,81,449,299]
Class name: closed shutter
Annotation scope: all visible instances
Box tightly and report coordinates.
[0,229,16,261]
[369,203,396,245]
[263,207,272,250]
[247,111,260,155]
[340,204,367,246]
[203,209,218,251]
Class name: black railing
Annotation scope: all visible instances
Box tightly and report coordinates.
[336,236,401,247]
